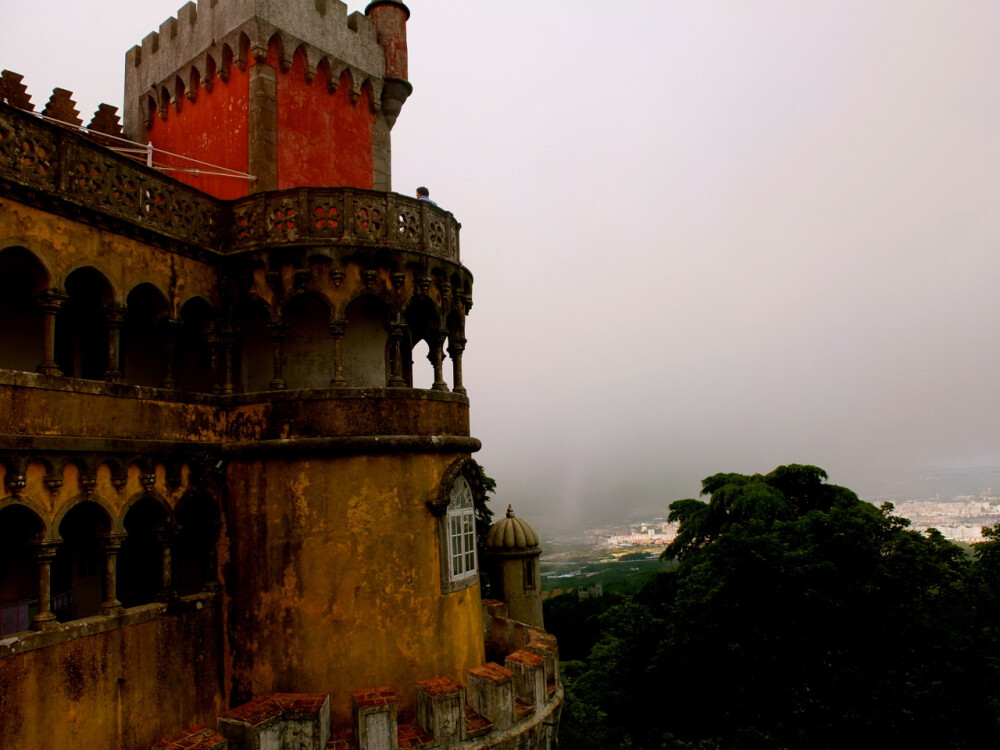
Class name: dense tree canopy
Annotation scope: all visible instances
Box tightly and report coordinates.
[559,465,1000,749]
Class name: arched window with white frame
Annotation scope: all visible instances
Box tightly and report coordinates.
[447,476,477,583]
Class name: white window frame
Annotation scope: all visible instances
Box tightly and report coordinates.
[446,476,477,583]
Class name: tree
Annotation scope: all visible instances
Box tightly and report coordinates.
[561,465,1000,749]
[473,464,497,597]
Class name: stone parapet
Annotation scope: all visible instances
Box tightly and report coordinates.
[466,663,515,732]
[153,724,228,750]
[351,687,398,750]
[0,103,462,264]
[505,650,546,718]
[414,676,463,748]
[217,693,330,750]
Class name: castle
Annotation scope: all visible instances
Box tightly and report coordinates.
[0,2,561,748]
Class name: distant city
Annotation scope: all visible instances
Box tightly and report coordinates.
[552,495,1000,560]
[535,467,1000,598]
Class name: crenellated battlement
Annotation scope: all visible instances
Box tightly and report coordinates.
[0,70,123,138]
[123,0,387,140]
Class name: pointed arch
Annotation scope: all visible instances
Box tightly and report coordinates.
[188,67,201,102]
[0,245,50,372]
[122,282,171,387]
[173,76,185,113]
[52,498,113,621]
[204,53,217,91]
[174,488,221,595]
[343,293,391,388]
[236,291,275,393]
[0,502,46,634]
[56,266,117,379]
[220,43,234,82]
[177,295,216,393]
[118,491,171,607]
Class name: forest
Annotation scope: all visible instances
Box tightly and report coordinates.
[546,465,1000,749]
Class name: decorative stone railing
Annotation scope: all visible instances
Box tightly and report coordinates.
[0,103,461,263]
[229,187,460,262]
[0,101,224,249]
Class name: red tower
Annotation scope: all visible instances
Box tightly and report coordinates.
[123,0,412,199]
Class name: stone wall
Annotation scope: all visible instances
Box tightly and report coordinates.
[0,597,224,750]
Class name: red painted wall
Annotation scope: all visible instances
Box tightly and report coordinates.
[148,63,251,200]
[146,46,374,197]
[273,48,375,190]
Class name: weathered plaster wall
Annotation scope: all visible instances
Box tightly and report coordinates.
[0,201,219,310]
[225,451,485,724]
[0,604,224,750]
[274,54,375,190]
[225,390,469,441]
[0,378,223,443]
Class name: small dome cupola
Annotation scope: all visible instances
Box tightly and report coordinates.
[485,505,540,554]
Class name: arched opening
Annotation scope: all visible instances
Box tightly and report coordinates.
[0,247,47,372]
[118,495,169,608]
[411,339,433,390]
[52,501,110,621]
[0,505,44,635]
[283,294,334,389]
[123,283,170,387]
[56,267,114,380]
[342,296,390,387]
[236,298,272,393]
[176,297,215,393]
[405,297,443,390]
[174,491,220,595]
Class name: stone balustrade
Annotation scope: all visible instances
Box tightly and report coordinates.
[0,103,460,263]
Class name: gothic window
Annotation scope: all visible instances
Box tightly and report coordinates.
[447,476,477,583]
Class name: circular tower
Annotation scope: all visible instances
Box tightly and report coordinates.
[484,505,544,628]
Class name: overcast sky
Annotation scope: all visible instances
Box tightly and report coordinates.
[3,1,1000,530]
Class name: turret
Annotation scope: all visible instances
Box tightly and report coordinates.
[365,0,411,128]
[485,505,545,628]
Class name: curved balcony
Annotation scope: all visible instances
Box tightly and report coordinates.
[228,187,460,263]
[0,104,461,264]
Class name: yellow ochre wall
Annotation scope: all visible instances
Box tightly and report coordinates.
[225,452,485,724]
[0,605,225,750]
[0,200,218,309]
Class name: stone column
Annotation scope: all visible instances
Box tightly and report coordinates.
[99,534,125,615]
[30,541,59,630]
[213,330,236,395]
[35,289,68,376]
[248,59,278,193]
[203,523,222,592]
[448,335,467,395]
[268,323,288,390]
[329,319,347,387]
[103,304,126,382]
[387,323,407,387]
[160,317,181,389]
[429,334,448,391]
[156,526,175,601]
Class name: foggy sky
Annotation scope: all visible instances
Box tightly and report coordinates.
[3,1,1000,531]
